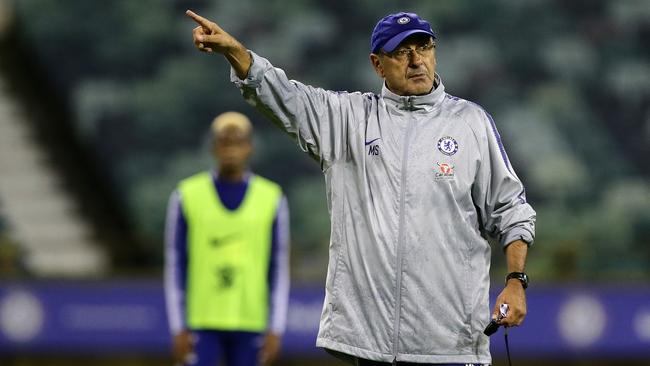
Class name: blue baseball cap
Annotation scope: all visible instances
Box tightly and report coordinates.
[371,12,436,54]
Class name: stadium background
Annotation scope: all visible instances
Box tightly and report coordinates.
[0,0,648,365]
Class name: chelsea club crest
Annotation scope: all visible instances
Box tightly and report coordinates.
[437,136,459,156]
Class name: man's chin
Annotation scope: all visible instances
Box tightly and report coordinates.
[407,81,434,95]
[409,86,434,96]
[219,165,241,174]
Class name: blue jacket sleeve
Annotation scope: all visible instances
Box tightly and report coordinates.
[267,195,290,335]
[163,190,188,335]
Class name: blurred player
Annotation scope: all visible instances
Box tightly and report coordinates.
[186,10,535,366]
[164,112,290,366]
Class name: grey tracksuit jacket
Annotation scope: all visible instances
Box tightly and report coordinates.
[231,52,536,364]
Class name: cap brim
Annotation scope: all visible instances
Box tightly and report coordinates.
[382,29,435,53]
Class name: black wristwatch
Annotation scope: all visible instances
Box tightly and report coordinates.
[505,272,529,290]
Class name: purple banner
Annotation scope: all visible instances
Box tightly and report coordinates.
[0,281,648,358]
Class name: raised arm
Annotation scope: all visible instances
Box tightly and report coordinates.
[186,10,366,170]
[186,10,364,170]
[186,10,251,79]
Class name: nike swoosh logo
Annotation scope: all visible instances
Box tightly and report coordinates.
[211,234,239,247]
[365,138,381,146]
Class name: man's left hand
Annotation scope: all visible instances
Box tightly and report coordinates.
[492,280,527,327]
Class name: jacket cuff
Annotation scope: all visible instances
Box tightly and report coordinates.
[501,226,534,247]
[230,50,268,88]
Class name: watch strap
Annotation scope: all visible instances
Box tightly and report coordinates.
[505,271,528,289]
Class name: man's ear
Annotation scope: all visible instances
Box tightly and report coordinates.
[369,53,384,78]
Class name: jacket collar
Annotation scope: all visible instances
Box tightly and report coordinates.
[381,74,446,111]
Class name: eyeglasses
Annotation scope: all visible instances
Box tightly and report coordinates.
[383,43,435,61]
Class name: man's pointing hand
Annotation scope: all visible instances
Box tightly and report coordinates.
[186,9,251,78]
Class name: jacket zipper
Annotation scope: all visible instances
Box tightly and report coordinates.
[392,97,416,362]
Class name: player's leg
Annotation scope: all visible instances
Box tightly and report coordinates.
[186,329,223,366]
[222,330,264,366]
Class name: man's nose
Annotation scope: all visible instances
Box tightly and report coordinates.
[408,50,424,66]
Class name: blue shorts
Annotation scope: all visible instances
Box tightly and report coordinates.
[185,329,263,366]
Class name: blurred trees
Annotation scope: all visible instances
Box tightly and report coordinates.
[11,0,649,282]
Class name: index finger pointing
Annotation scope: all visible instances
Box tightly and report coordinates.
[186,10,212,28]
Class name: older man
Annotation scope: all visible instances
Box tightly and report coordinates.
[186,10,535,366]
